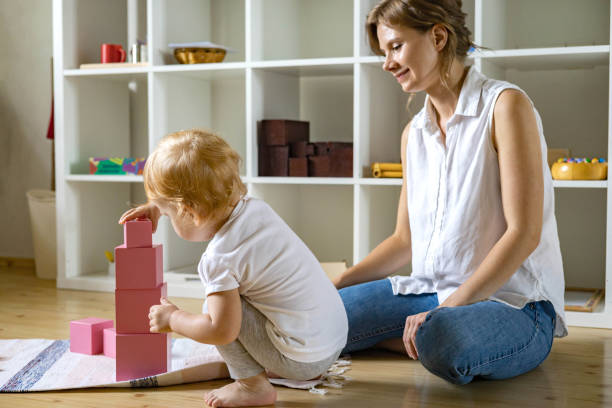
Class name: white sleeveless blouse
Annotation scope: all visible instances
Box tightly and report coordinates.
[389,66,567,337]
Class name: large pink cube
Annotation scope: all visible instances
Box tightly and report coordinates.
[103,328,116,358]
[69,317,114,355]
[115,244,163,289]
[115,282,167,333]
[116,332,171,381]
[123,219,152,248]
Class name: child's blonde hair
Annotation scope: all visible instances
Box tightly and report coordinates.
[144,129,246,222]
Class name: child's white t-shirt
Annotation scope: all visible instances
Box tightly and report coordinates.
[197,195,348,363]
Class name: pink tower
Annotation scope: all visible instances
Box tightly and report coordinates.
[113,219,171,381]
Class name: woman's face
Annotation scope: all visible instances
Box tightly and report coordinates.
[377,23,442,93]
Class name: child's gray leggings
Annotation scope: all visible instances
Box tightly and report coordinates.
[216,299,342,380]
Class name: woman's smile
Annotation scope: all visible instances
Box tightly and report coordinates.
[394,68,410,81]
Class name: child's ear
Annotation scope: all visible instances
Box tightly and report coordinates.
[183,205,204,226]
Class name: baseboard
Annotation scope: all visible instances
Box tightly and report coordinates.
[0,257,35,268]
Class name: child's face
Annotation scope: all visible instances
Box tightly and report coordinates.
[155,200,218,242]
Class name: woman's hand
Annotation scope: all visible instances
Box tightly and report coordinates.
[403,311,429,360]
[149,297,179,333]
[118,203,161,233]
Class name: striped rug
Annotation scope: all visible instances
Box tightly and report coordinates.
[0,338,226,392]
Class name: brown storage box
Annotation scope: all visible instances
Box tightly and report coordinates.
[289,141,308,158]
[330,146,353,177]
[308,156,330,177]
[258,146,289,177]
[314,141,353,156]
[289,157,308,177]
[313,142,331,156]
[258,120,309,146]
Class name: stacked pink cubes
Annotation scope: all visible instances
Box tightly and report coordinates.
[114,219,171,381]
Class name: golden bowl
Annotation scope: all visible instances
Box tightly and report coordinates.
[551,161,608,180]
[173,47,226,64]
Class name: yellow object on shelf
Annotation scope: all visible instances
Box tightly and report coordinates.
[551,159,607,180]
[372,163,402,178]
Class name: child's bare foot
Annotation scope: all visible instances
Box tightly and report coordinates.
[204,372,276,407]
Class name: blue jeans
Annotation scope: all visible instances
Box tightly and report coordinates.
[339,279,556,385]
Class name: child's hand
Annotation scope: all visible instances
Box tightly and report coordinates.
[118,203,161,233]
[149,297,179,333]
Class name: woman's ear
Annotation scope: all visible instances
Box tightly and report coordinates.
[431,24,448,52]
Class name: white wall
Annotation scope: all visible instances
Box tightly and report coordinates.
[0,0,53,258]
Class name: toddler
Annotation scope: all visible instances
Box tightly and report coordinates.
[119,129,348,407]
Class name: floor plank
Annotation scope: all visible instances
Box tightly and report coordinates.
[1,266,611,407]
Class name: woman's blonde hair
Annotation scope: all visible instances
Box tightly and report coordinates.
[143,129,246,222]
[366,0,475,89]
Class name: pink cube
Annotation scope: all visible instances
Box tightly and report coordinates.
[103,328,116,358]
[114,244,163,289]
[123,219,152,248]
[116,332,171,381]
[115,282,167,334]
[69,317,114,355]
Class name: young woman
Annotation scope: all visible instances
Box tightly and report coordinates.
[334,0,566,384]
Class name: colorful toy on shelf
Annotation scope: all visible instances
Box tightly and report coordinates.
[551,157,608,180]
[89,157,146,175]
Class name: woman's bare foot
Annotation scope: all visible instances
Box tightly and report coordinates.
[204,372,276,407]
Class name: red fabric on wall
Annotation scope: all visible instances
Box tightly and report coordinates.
[46,98,54,140]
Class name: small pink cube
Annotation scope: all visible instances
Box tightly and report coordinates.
[123,219,152,248]
[116,332,171,381]
[69,317,114,355]
[103,328,116,358]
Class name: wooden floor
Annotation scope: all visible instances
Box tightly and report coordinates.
[1,266,611,407]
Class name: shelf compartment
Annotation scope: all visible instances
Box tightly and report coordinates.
[358,64,421,177]
[251,65,354,177]
[152,0,245,65]
[251,0,352,61]
[62,0,147,70]
[63,75,148,176]
[555,188,606,292]
[480,63,609,160]
[475,46,609,71]
[63,182,147,279]
[480,0,610,50]
[152,69,247,175]
[248,184,353,264]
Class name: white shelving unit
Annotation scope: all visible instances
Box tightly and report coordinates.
[53,0,612,328]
